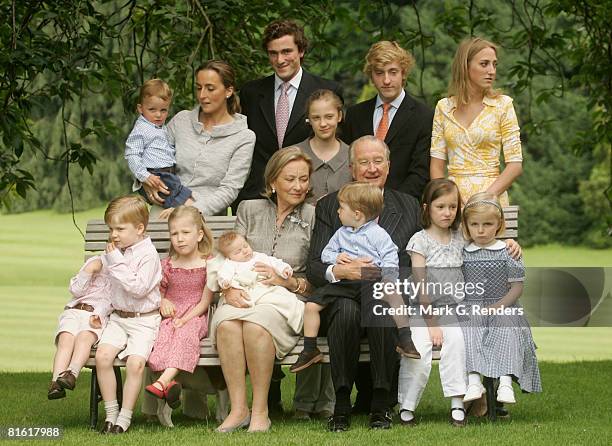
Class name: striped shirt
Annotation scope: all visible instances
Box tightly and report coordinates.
[125,115,176,182]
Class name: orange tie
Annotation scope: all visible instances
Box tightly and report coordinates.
[376,103,391,141]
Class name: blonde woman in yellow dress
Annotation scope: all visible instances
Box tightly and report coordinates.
[430,37,523,206]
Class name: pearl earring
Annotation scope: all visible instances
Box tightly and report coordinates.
[272,187,276,193]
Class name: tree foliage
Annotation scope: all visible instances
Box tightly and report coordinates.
[0,0,609,246]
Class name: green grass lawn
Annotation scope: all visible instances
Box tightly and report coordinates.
[0,209,611,444]
[1,362,610,445]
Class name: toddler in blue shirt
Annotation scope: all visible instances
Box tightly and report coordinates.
[291,182,419,373]
[125,79,194,216]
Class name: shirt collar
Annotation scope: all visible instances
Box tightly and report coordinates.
[123,236,154,255]
[464,239,506,252]
[448,95,497,111]
[138,114,164,129]
[346,218,377,234]
[304,139,348,173]
[274,67,303,92]
[375,89,405,111]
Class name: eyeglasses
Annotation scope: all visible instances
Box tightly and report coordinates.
[356,158,387,168]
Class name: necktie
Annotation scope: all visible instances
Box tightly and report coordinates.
[375,103,391,141]
[275,82,290,148]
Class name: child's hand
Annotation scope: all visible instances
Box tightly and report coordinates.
[159,207,174,220]
[428,326,443,348]
[105,241,116,254]
[173,318,185,328]
[336,252,353,264]
[89,315,102,329]
[160,298,175,318]
[282,267,293,279]
[85,259,103,274]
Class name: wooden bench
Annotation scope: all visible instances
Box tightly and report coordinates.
[83,206,519,427]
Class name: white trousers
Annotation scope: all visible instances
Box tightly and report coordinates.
[398,322,468,411]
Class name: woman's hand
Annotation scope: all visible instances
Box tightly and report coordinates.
[428,326,443,349]
[142,180,169,206]
[158,207,174,220]
[160,298,176,318]
[253,262,284,286]
[223,287,251,308]
[505,239,522,259]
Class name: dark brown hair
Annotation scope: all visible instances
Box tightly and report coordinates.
[420,179,462,230]
[262,19,308,55]
[195,60,240,115]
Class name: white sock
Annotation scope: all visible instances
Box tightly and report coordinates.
[104,400,119,424]
[451,397,465,421]
[115,408,133,431]
[468,372,481,386]
[67,364,80,378]
[499,375,512,387]
[400,409,414,421]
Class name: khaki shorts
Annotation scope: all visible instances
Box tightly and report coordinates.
[55,308,104,345]
[98,312,161,360]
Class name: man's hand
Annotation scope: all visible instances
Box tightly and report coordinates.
[332,257,374,281]
[336,252,353,264]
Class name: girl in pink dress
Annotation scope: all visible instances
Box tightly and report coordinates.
[146,206,215,409]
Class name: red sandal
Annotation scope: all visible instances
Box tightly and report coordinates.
[144,380,166,399]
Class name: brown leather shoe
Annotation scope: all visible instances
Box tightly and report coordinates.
[110,424,127,434]
[56,370,76,390]
[99,421,114,434]
[289,348,323,373]
[396,340,421,359]
[47,381,66,400]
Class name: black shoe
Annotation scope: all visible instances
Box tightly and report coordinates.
[47,381,66,400]
[109,425,127,434]
[369,411,392,429]
[99,422,114,434]
[289,348,323,373]
[328,414,350,432]
[496,405,510,419]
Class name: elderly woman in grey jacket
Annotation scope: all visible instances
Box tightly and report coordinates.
[143,60,255,217]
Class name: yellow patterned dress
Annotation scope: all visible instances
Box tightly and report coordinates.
[430,95,523,206]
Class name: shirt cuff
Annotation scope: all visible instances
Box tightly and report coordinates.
[325,265,340,283]
[104,249,124,265]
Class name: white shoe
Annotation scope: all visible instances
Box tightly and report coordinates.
[497,384,516,404]
[463,383,486,402]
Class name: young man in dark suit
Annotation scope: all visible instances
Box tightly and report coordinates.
[237,19,342,203]
[343,41,433,200]
[307,136,422,431]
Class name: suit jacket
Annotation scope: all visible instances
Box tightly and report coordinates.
[237,70,342,202]
[342,92,433,199]
[307,188,421,289]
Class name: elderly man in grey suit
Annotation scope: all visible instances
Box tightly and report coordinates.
[307,135,422,431]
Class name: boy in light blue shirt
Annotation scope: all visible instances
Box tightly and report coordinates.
[125,79,194,215]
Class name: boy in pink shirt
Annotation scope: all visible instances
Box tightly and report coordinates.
[48,257,113,400]
[95,195,162,434]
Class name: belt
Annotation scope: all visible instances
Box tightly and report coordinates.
[114,309,159,318]
[147,166,176,174]
[65,303,95,312]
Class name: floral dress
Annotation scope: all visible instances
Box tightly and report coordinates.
[148,257,208,373]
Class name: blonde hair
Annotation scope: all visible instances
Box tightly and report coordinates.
[461,192,505,240]
[217,231,244,257]
[363,41,415,80]
[139,79,172,104]
[449,37,501,106]
[104,195,149,229]
[167,206,213,258]
[337,182,384,221]
[263,147,312,199]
